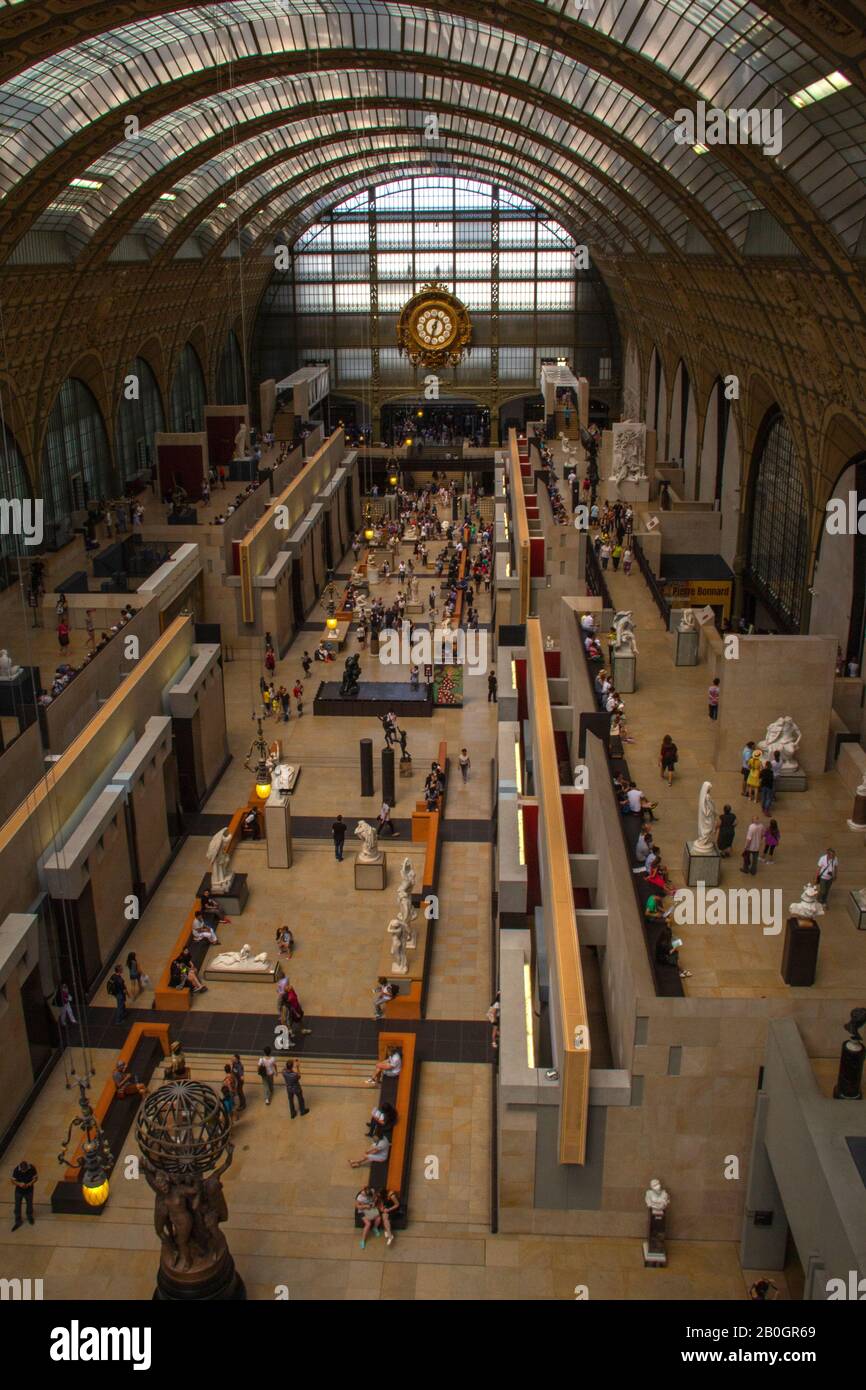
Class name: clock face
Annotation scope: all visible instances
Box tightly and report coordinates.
[413,303,456,348]
[397,283,471,366]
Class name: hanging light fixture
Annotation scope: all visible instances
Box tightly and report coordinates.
[57,1078,114,1208]
[244,716,272,800]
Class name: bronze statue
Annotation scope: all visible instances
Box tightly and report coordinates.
[145,1164,199,1271]
[339,652,361,697]
[136,1081,244,1299]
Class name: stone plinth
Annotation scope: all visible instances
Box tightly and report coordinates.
[774,770,807,793]
[197,872,249,915]
[847,890,866,931]
[683,842,721,887]
[675,628,699,666]
[355,855,387,890]
[611,650,636,693]
[614,478,650,503]
[204,959,281,983]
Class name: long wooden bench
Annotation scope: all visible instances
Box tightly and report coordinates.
[354,1031,418,1230]
[51,1021,170,1214]
[154,793,260,1012]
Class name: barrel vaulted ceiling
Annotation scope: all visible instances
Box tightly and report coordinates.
[0,0,863,274]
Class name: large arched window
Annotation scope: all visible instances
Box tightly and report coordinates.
[746,411,809,629]
[0,422,31,562]
[215,330,246,405]
[170,343,207,431]
[42,378,112,524]
[116,356,165,482]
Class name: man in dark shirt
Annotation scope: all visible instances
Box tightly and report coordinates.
[332,813,347,861]
[282,1060,309,1119]
[11,1160,37,1229]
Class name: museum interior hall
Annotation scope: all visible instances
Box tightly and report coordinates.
[0,0,866,1316]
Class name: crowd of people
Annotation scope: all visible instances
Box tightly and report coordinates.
[38,597,138,704]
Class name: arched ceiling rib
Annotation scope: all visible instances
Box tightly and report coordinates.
[0,0,862,270]
[68,97,688,264]
[0,50,742,266]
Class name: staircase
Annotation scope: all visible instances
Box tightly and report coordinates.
[555,407,580,440]
[178,1051,375,1091]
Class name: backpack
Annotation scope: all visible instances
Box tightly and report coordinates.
[106,975,118,996]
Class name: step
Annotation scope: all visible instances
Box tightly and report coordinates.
[177,1051,376,1089]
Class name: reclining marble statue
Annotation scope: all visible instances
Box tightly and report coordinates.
[210,943,273,972]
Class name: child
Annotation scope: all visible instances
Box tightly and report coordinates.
[708,676,720,721]
[761,820,780,863]
[275,925,295,957]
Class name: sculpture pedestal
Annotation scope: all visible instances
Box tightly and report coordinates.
[846,890,866,931]
[399,756,413,778]
[774,769,807,792]
[614,479,650,504]
[683,842,721,887]
[643,1210,667,1267]
[846,791,866,831]
[197,872,249,915]
[611,650,636,693]
[204,959,281,983]
[675,628,699,666]
[780,917,820,986]
[264,790,292,869]
[154,1242,246,1301]
[355,854,387,890]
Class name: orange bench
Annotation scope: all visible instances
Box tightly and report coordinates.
[355,1031,418,1228]
[386,745,446,1021]
[154,793,260,1012]
[61,1021,171,1182]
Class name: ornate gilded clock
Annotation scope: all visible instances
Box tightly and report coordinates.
[396,282,472,368]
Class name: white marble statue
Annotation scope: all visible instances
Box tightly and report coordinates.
[233,421,249,459]
[210,943,272,972]
[645,1177,670,1216]
[610,422,647,485]
[387,918,410,975]
[0,648,22,680]
[789,882,825,920]
[612,610,638,656]
[397,858,418,948]
[354,819,382,864]
[759,715,802,772]
[410,574,419,603]
[693,780,718,855]
[271,763,296,793]
[206,828,233,892]
[677,607,697,632]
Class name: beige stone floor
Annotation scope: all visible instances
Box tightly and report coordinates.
[0,1050,766,1300]
[0,518,779,1301]
[578,527,866,999]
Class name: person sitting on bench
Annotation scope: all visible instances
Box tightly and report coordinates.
[112,1058,146,1099]
[192,912,219,945]
[241,808,261,840]
[366,1100,398,1138]
[348,1132,391,1169]
[366,1046,402,1086]
[171,950,207,993]
[200,891,231,926]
